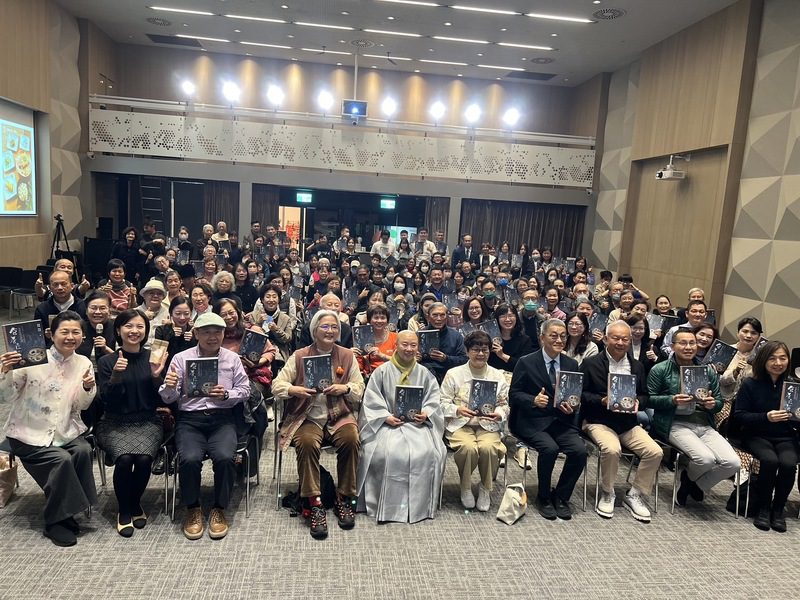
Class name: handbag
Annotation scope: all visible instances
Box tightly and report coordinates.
[496,483,527,525]
[0,453,17,508]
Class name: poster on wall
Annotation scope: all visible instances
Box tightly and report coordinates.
[1,119,36,215]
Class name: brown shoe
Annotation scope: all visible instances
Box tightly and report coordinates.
[183,507,204,540]
[208,508,229,540]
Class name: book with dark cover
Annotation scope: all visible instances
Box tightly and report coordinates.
[302,354,332,392]
[589,312,608,336]
[607,373,638,413]
[304,306,320,323]
[239,329,268,363]
[388,304,401,330]
[442,279,456,294]
[458,321,476,338]
[299,262,311,278]
[186,357,218,397]
[191,260,204,278]
[217,239,232,253]
[386,255,398,268]
[417,329,440,356]
[497,252,510,265]
[435,241,447,254]
[394,385,424,422]
[660,314,680,332]
[477,320,502,345]
[678,365,708,414]
[177,250,190,265]
[534,272,546,288]
[414,241,425,254]
[510,254,523,270]
[554,370,583,410]
[442,293,459,312]
[287,286,302,302]
[564,257,576,273]
[469,378,498,416]
[504,288,520,307]
[755,336,769,351]
[780,381,800,421]
[645,313,665,332]
[352,324,376,352]
[215,253,227,268]
[335,239,348,254]
[167,237,179,249]
[292,274,305,289]
[2,320,47,369]
[701,339,738,373]
[343,286,359,310]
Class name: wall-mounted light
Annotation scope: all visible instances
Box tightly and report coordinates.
[429,101,446,121]
[180,80,196,97]
[502,107,520,127]
[317,90,334,112]
[381,97,397,117]
[266,84,285,107]
[222,81,241,103]
[464,103,481,124]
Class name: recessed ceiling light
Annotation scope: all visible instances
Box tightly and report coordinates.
[564,77,569,81]
[420,59,468,65]
[224,14,287,23]
[182,23,188,26]
[377,0,439,5]
[240,41,292,48]
[433,35,489,44]
[280,4,288,8]
[336,62,343,65]
[363,28,422,37]
[457,73,462,77]
[498,42,554,51]
[295,21,354,30]
[245,52,252,55]
[495,77,501,80]
[593,1,601,4]
[339,39,346,43]
[478,64,525,71]
[301,47,351,55]
[150,6,215,16]
[551,33,558,37]
[476,53,483,56]
[527,12,593,23]
[520,57,526,61]
[451,5,518,15]
[176,34,230,42]
[414,69,420,72]
[287,34,294,38]
[371,65,377,68]
[428,48,434,51]
[234,29,241,33]
[500,28,507,32]
[341,11,349,15]
[387,16,396,20]
[291,57,297,60]
[364,53,412,60]
[444,22,452,26]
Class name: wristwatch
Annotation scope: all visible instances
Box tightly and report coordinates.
[345,386,351,396]
[223,391,229,401]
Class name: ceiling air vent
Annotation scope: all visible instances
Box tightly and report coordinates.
[592,8,626,19]
[146,17,172,27]
[530,57,555,64]
[147,33,202,47]
[505,71,557,82]
[350,39,376,48]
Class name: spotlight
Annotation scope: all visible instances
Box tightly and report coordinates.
[429,101,446,121]
[464,103,481,124]
[181,80,196,97]
[317,90,334,112]
[222,81,241,103]
[266,84,285,107]
[502,107,520,127]
[381,97,397,117]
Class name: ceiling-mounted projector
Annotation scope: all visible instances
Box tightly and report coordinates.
[655,153,690,181]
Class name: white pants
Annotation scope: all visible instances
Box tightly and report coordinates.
[668,421,740,492]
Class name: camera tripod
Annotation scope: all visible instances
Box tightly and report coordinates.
[50,213,71,261]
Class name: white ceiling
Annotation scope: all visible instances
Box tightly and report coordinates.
[55,0,738,85]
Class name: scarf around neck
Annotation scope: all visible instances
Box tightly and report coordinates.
[390,351,416,385]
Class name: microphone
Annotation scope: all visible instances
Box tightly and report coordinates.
[96,323,104,335]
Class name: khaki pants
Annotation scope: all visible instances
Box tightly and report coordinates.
[293,421,360,498]
[447,426,506,491]
[582,423,663,495]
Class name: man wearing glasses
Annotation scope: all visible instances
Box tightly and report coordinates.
[418,302,467,383]
[509,319,587,520]
[647,329,739,507]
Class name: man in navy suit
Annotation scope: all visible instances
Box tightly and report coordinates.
[450,233,479,270]
[510,318,587,520]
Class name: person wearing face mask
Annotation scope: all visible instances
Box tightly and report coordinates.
[529,248,542,273]
[176,226,193,253]
[480,279,500,312]
[518,289,543,351]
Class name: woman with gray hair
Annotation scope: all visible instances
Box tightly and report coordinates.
[272,309,365,540]
[211,270,242,307]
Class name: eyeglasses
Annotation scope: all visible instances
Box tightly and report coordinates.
[469,347,490,354]
[674,340,697,347]
[546,334,568,342]
[319,324,340,332]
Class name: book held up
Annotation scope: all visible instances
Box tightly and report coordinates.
[607,373,637,413]
[394,385,424,422]
[469,378,498,416]
[554,371,583,410]
[780,381,800,421]
[303,354,332,392]
[2,320,47,369]
[238,329,268,363]
[417,329,440,357]
[186,357,218,397]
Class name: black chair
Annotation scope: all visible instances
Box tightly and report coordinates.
[0,267,23,308]
[10,269,39,317]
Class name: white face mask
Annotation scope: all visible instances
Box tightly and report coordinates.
[394,283,405,291]
[179,233,188,241]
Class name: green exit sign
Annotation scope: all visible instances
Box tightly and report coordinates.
[380,198,396,210]
[296,191,313,204]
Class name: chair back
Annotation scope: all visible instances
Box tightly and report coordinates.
[0,267,22,288]
[16,270,39,292]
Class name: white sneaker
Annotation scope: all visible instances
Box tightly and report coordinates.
[596,491,615,518]
[266,406,275,422]
[499,455,506,468]
[476,486,491,512]
[461,488,476,509]
[514,447,532,470]
[623,490,651,522]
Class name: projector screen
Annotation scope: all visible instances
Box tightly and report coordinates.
[0,99,36,216]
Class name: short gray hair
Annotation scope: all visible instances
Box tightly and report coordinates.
[211,270,234,291]
[540,318,566,337]
[310,309,340,338]
[605,319,632,336]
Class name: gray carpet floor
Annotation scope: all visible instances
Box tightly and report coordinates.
[1,308,798,600]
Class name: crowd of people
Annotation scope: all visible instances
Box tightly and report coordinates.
[1,218,798,546]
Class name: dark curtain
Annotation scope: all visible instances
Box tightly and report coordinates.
[252,184,280,229]
[424,196,450,235]
[203,180,240,231]
[460,198,585,257]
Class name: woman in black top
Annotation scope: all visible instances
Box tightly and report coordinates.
[734,341,798,532]
[77,290,116,365]
[154,296,197,370]
[233,262,258,313]
[97,310,166,537]
[110,226,144,285]
[488,303,533,373]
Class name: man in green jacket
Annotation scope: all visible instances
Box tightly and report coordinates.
[646,329,740,506]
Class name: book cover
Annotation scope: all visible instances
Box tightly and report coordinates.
[394,385,424,422]
[589,312,608,336]
[469,378,498,416]
[388,304,401,330]
[304,306,320,323]
[554,370,583,410]
[435,241,447,254]
[701,339,738,373]
[442,279,456,294]
[678,365,708,414]
[335,239,348,253]
[299,263,311,278]
[645,313,665,332]
[414,241,424,254]
[215,253,226,268]
[477,320,502,345]
[186,357,218,397]
[660,314,680,332]
[565,257,576,273]
[343,286,359,310]
[442,293,459,312]
[417,329,440,356]
[386,255,398,268]
[238,329,268,363]
[191,260,204,278]
[303,354,332,391]
[167,237,179,249]
[497,252,510,265]
[352,324,376,352]
[458,321,476,338]
[177,250,190,265]
[510,254,523,269]
[780,381,800,421]
[504,288,520,307]
[217,239,231,254]
[2,320,47,368]
[292,274,305,289]
[149,338,169,365]
[287,286,302,302]
[607,373,638,413]
[755,336,769,351]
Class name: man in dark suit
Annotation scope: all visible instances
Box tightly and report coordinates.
[509,318,587,520]
[450,233,479,270]
[580,320,662,522]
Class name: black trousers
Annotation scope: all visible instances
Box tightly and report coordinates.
[745,436,799,512]
[519,420,587,502]
[176,411,237,509]
[8,436,98,525]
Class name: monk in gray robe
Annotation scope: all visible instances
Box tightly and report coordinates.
[356,330,446,523]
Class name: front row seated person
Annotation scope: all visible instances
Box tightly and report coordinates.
[158,312,251,541]
[0,311,97,547]
[357,331,445,523]
[647,329,740,507]
[580,321,663,522]
[272,310,365,540]
[509,318,588,521]
[440,330,509,512]
[734,341,799,533]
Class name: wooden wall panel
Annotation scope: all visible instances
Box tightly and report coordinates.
[566,74,609,138]
[0,0,50,112]
[0,234,50,268]
[631,0,757,160]
[619,148,729,309]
